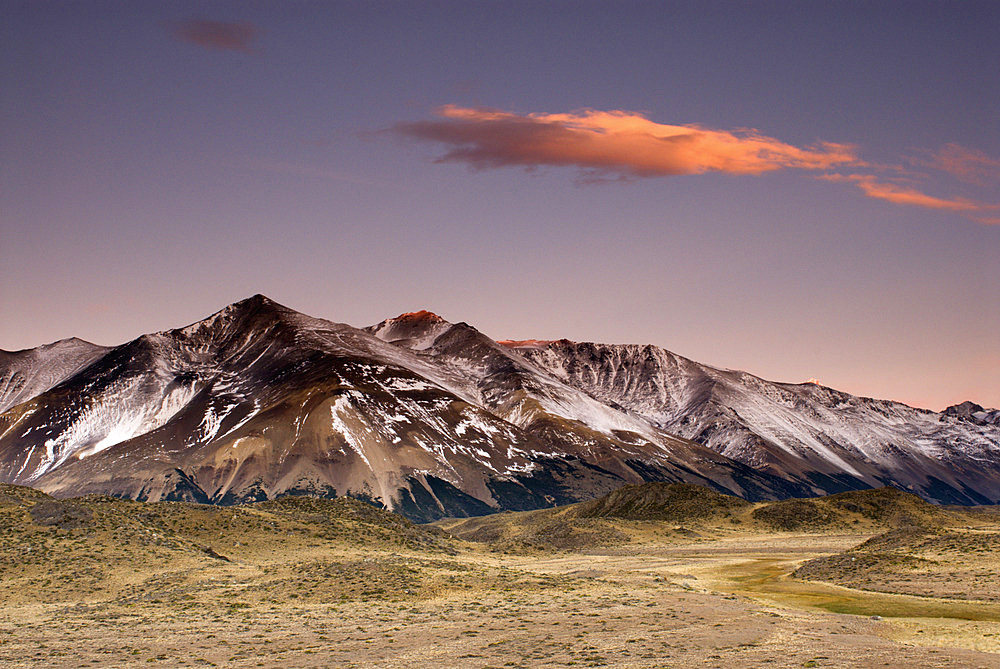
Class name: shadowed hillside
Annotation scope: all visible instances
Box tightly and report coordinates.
[437,482,973,551]
[749,486,958,532]
[576,482,751,521]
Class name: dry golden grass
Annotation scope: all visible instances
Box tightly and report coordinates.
[1,483,999,667]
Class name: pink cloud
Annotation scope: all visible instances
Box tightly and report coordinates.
[394,106,858,178]
[394,106,1000,225]
[170,19,259,53]
[822,174,983,211]
[914,143,1000,185]
[822,174,1000,223]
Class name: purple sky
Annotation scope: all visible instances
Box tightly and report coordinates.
[2,1,998,410]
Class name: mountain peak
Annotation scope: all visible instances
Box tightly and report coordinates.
[1,337,105,358]
[366,310,453,350]
[59,336,96,346]
[220,294,302,320]
[175,294,299,341]
[942,401,999,426]
[230,293,284,311]
[390,310,445,324]
[944,401,986,415]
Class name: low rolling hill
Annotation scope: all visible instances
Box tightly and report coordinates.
[436,482,969,552]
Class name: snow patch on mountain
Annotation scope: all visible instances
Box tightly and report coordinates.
[30,374,199,480]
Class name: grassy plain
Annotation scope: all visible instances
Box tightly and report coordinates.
[1,483,999,668]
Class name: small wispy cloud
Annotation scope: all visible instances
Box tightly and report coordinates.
[913,143,1000,186]
[170,19,259,54]
[393,105,858,179]
[821,174,988,212]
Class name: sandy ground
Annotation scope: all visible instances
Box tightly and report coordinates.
[2,533,999,668]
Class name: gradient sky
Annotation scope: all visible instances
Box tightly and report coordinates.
[2,1,998,411]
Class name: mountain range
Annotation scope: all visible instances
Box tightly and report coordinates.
[1,295,997,520]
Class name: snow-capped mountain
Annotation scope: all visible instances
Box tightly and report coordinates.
[0,296,795,520]
[505,340,1000,505]
[1,295,997,519]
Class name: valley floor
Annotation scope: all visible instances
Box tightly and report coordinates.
[2,533,999,668]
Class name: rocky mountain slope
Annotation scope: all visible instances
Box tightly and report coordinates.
[506,340,1000,505]
[1,296,997,520]
[0,296,796,520]
[0,338,109,414]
